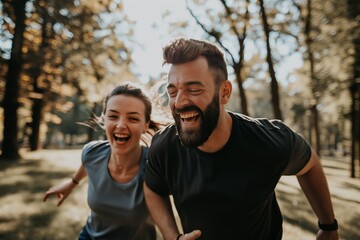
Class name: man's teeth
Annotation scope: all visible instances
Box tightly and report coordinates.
[180,112,199,119]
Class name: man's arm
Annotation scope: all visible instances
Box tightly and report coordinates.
[296,150,339,240]
[143,183,201,240]
[143,183,181,239]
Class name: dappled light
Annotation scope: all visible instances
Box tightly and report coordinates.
[0,0,360,239]
[0,150,89,239]
[0,150,358,239]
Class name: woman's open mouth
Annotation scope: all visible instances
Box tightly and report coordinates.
[114,133,130,142]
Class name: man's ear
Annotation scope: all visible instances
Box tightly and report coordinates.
[220,80,232,104]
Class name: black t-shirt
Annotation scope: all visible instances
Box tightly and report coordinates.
[145,112,311,240]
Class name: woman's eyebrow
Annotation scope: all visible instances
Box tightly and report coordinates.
[127,112,141,115]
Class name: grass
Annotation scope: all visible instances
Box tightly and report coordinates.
[0,149,359,240]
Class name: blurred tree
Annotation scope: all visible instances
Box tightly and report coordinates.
[291,0,353,156]
[347,0,360,178]
[292,0,322,155]
[0,0,135,154]
[1,0,29,160]
[305,0,321,156]
[182,0,355,159]
[26,2,54,151]
[185,0,307,120]
[58,0,135,144]
[258,0,283,120]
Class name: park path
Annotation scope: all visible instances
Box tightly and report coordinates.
[0,149,359,240]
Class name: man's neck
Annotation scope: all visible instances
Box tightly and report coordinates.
[198,111,232,153]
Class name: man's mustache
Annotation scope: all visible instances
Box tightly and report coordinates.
[174,105,202,115]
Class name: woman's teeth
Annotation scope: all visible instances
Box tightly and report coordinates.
[114,133,130,142]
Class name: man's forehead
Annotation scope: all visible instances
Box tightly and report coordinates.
[167,60,213,86]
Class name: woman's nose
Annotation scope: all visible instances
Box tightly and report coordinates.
[115,119,127,128]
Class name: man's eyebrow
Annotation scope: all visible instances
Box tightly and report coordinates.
[167,81,205,89]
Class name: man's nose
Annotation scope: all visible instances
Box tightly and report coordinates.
[174,91,190,109]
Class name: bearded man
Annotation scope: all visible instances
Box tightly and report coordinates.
[144,38,338,240]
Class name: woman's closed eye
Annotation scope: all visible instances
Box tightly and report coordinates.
[129,117,140,122]
[107,115,118,120]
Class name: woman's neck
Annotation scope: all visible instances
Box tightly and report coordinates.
[108,145,142,182]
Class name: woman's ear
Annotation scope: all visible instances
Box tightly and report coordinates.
[143,122,150,133]
[220,80,232,104]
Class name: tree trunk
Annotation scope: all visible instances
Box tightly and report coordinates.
[311,104,321,156]
[349,81,359,178]
[358,85,360,179]
[258,0,283,120]
[29,14,49,151]
[29,98,44,151]
[233,63,249,116]
[304,0,321,156]
[347,0,360,178]
[1,0,28,160]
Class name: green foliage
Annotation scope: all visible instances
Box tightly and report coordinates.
[0,0,138,149]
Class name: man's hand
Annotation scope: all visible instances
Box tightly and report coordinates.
[179,230,202,240]
[316,230,339,240]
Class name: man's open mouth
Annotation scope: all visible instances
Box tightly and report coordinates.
[180,112,200,123]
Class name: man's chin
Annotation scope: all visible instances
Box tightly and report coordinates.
[179,131,209,148]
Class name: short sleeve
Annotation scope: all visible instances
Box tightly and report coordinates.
[282,128,312,175]
[144,134,171,196]
[81,141,106,165]
[81,141,94,164]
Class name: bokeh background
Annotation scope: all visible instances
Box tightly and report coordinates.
[0,0,359,239]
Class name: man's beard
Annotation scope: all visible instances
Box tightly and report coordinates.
[173,94,220,147]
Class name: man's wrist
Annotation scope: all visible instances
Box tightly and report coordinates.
[176,233,183,240]
[318,218,338,231]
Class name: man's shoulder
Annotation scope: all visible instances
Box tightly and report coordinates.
[148,124,179,159]
[152,124,178,146]
[229,111,287,131]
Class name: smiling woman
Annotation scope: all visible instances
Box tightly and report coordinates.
[43,83,162,240]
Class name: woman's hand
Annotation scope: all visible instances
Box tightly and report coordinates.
[43,179,77,206]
